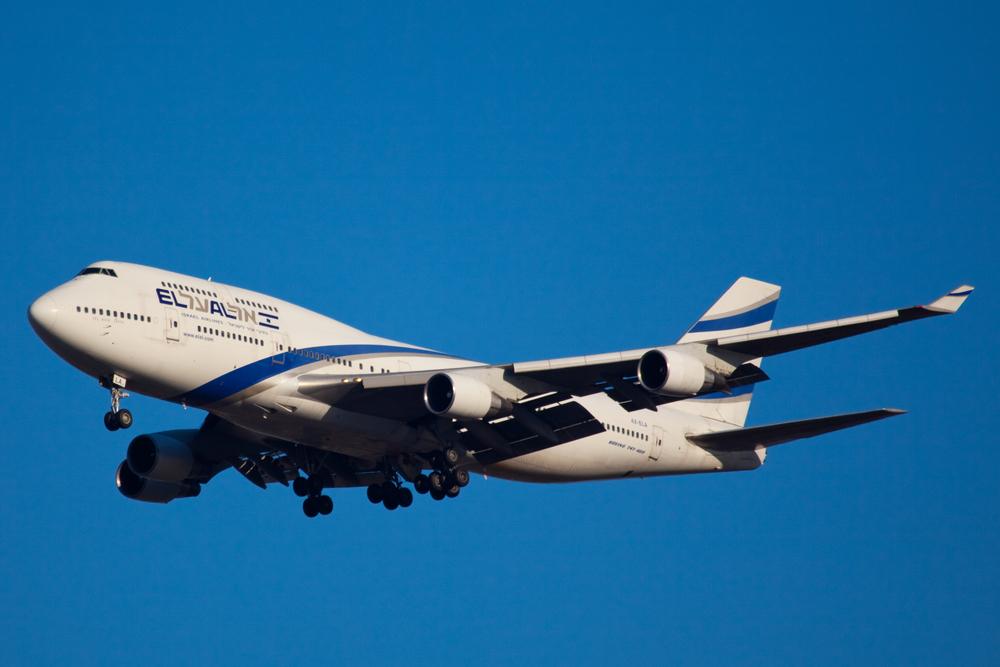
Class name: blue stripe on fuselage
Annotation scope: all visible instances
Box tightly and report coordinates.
[686,299,778,334]
[176,344,458,406]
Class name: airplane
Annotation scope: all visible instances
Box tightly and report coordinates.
[27,262,973,518]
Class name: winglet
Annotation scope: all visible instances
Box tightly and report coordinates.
[926,285,975,314]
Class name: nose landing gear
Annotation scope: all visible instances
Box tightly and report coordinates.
[100,375,133,431]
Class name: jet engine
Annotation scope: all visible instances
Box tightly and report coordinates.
[423,372,511,420]
[637,349,724,397]
[126,430,204,483]
[116,461,201,504]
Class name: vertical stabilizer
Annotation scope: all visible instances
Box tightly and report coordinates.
[672,277,780,426]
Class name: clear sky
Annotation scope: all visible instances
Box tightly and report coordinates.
[2,2,997,665]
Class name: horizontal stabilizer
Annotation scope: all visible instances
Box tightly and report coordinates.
[714,285,974,358]
[687,408,905,451]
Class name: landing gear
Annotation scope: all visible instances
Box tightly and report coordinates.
[370,471,417,511]
[362,451,470,512]
[103,408,132,431]
[428,471,445,494]
[301,493,333,517]
[303,496,319,518]
[297,474,333,518]
[413,474,430,494]
[101,375,132,431]
[415,447,471,504]
[292,477,311,498]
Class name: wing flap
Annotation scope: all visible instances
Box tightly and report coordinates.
[687,408,905,451]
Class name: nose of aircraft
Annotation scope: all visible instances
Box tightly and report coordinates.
[28,294,60,337]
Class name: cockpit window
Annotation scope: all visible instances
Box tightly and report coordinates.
[77,267,118,277]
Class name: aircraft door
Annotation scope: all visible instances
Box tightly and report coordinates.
[164,307,181,342]
[649,425,664,461]
[272,332,290,364]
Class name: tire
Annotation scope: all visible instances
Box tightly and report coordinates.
[382,483,399,505]
[318,495,333,515]
[429,472,444,493]
[104,412,119,432]
[398,487,413,508]
[454,468,470,487]
[302,497,319,518]
[429,488,446,501]
[445,485,460,498]
[308,476,325,495]
[366,484,383,504]
[115,409,133,429]
[293,478,311,498]
[413,474,429,494]
[444,447,460,466]
[383,496,399,511]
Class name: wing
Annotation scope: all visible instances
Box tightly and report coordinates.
[292,283,969,451]
[713,285,974,358]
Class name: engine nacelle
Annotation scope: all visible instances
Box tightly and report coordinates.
[116,461,201,504]
[637,349,722,396]
[127,431,199,483]
[424,372,511,420]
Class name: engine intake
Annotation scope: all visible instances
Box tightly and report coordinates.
[116,461,200,504]
[637,349,723,396]
[424,372,511,420]
[126,431,202,483]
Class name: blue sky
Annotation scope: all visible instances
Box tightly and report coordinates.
[2,2,997,665]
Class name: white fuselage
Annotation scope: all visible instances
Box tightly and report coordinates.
[29,261,764,483]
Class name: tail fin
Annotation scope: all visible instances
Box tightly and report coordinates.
[677,277,781,344]
[673,277,781,426]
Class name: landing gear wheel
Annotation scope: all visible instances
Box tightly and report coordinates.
[293,477,311,498]
[398,487,413,508]
[444,447,461,466]
[414,474,430,494]
[104,411,119,432]
[317,495,333,515]
[429,471,445,493]
[366,484,383,504]
[114,409,133,430]
[430,488,446,501]
[446,485,460,498]
[302,497,319,518]
[308,476,325,496]
[381,483,399,506]
[453,468,470,487]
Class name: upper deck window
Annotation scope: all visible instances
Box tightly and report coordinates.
[77,267,118,278]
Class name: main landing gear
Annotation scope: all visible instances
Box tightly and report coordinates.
[101,375,133,432]
[293,474,334,518]
[413,464,469,502]
[366,477,414,511]
[368,447,471,508]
